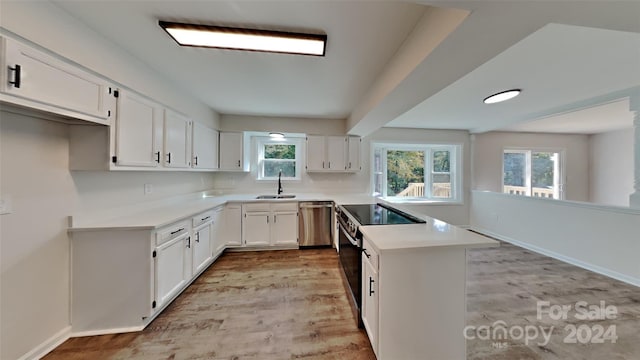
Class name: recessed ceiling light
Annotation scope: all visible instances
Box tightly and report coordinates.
[483,89,521,104]
[269,132,285,139]
[159,21,326,56]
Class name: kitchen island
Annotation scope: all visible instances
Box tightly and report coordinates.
[359,219,497,360]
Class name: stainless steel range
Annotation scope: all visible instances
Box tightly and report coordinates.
[336,203,425,327]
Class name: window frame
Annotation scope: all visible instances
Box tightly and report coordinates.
[501,147,565,200]
[256,137,302,181]
[371,142,463,203]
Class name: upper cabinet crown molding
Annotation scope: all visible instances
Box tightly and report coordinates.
[0,35,111,125]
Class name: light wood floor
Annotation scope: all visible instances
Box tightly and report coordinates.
[44,249,375,360]
[467,242,640,360]
[45,243,640,360]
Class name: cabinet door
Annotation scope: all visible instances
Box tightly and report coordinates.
[1,37,110,122]
[193,223,212,274]
[272,211,298,246]
[347,136,361,171]
[192,122,219,170]
[155,234,189,307]
[164,110,191,168]
[243,212,271,246]
[327,136,347,171]
[219,132,243,170]
[211,207,225,255]
[362,258,379,355]
[306,135,326,171]
[115,90,162,167]
[224,204,243,246]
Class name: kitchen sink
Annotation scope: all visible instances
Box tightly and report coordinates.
[255,195,296,199]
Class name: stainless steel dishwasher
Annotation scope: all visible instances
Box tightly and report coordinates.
[298,201,334,247]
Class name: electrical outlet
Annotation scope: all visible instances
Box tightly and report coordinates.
[144,184,153,195]
[0,194,13,215]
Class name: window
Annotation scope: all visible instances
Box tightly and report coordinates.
[257,137,302,180]
[373,143,461,202]
[503,149,563,199]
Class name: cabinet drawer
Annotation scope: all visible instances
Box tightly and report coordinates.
[156,220,189,246]
[362,237,379,271]
[271,202,298,212]
[192,210,214,227]
[243,203,271,212]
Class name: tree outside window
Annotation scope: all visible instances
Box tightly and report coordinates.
[257,138,302,180]
[373,144,460,201]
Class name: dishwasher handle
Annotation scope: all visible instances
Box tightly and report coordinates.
[300,204,333,209]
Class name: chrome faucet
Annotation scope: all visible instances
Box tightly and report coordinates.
[277,170,283,195]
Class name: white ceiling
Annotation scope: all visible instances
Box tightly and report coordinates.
[386,23,640,133]
[50,0,640,134]
[501,99,633,135]
[52,0,426,119]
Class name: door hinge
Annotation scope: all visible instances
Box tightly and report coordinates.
[113,90,119,98]
[152,301,156,309]
[152,250,156,258]
[111,156,117,163]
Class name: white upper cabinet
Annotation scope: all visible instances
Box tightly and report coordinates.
[163,109,191,168]
[114,90,162,167]
[347,136,362,172]
[306,135,354,172]
[219,131,245,171]
[327,136,347,171]
[1,36,110,124]
[306,135,326,171]
[192,122,219,170]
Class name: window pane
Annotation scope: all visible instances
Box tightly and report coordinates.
[264,160,295,177]
[503,153,526,187]
[264,145,295,159]
[432,173,451,198]
[532,152,558,199]
[532,152,554,188]
[433,151,450,172]
[387,150,424,197]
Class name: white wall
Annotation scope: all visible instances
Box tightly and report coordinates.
[0,0,219,128]
[217,117,472,225]
[470,191,640,286]
[0,111,216,360]
[588,129,634,207]
[0,2,221,358]
[472,131,590,202]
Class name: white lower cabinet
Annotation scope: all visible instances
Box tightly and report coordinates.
[361,237,379,356]
[155,231,190,308]
[211,206,226,256]
[192,219,213,275]
[224,203,243,247]
[271,208,298,246]
[242,202,298,247]
[360,235,469,360]
[243,209,271,246]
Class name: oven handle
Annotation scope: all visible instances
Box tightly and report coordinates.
[339,224,359,247]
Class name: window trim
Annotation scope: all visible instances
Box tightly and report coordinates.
[256,137,302,181]
[371,142,463,204]
[501,147,565,200]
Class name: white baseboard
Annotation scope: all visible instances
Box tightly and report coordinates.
[17,326,71,360]
[470,226,640,288]
[70,325,144,338]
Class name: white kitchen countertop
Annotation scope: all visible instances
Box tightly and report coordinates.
[69,192,376,231]
[360,219,498,252]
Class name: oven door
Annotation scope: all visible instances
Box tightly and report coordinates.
[338,222,362,315]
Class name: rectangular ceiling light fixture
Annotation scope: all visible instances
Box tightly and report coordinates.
[159,21,326,56]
